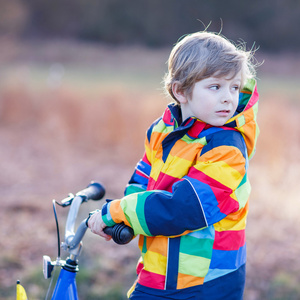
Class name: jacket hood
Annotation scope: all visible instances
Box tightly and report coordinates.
[225,78,259,159]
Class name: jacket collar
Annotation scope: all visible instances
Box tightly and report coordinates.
[163,103,212,139]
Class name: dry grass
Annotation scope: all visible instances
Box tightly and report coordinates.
[1,40,300,299]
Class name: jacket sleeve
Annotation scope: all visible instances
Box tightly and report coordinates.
[102,130,248,236]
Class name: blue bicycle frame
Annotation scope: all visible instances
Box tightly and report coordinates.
[51,268,78,300]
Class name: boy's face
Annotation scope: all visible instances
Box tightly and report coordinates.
[177,72,241,126]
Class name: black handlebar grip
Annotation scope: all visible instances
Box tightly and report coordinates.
[76,182,105,201]
[103,223,134,245]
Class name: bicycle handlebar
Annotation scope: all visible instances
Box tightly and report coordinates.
[103,223,134,245]
[66,219,134,250]
[61,182,133,252]
[76,182,105,201]
[64,182,105,248]
[45,181,133,284]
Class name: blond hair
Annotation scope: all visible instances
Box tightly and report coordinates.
[164,31,256,103]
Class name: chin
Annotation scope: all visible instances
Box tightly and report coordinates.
[211,121,226,127]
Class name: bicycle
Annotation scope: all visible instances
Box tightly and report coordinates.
[38,181,134,300]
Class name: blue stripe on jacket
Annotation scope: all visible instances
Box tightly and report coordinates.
[165,237,181,290]
[201,130,247,160]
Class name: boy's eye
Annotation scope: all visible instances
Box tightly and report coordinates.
[209,85,219,90]
[232,85,240,91]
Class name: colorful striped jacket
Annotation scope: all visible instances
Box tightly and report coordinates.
[101,79,259,296]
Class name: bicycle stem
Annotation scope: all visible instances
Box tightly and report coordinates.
[65,195,84,246]
[61,195,89,261]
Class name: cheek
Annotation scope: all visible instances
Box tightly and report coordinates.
[202,100,215,112]
[234,97,239,109]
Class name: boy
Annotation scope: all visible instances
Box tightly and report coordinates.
[88,31,259,299]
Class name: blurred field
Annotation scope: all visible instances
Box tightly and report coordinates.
[1,39,300,299]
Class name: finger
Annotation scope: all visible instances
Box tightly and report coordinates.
[87,213,97,228]
[88,212,101,229]
[104,235,112,241]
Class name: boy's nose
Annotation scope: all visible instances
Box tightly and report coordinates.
[221,90,232,103]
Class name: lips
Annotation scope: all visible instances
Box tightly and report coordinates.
[216,110,230,116]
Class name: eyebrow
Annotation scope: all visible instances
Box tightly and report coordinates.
[206,76,241,83]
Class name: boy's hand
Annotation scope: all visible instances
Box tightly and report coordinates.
[88,210,112,241]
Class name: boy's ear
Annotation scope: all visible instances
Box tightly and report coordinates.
[172,82,188,104]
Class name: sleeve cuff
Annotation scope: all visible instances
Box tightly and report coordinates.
[101,201,117,227]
